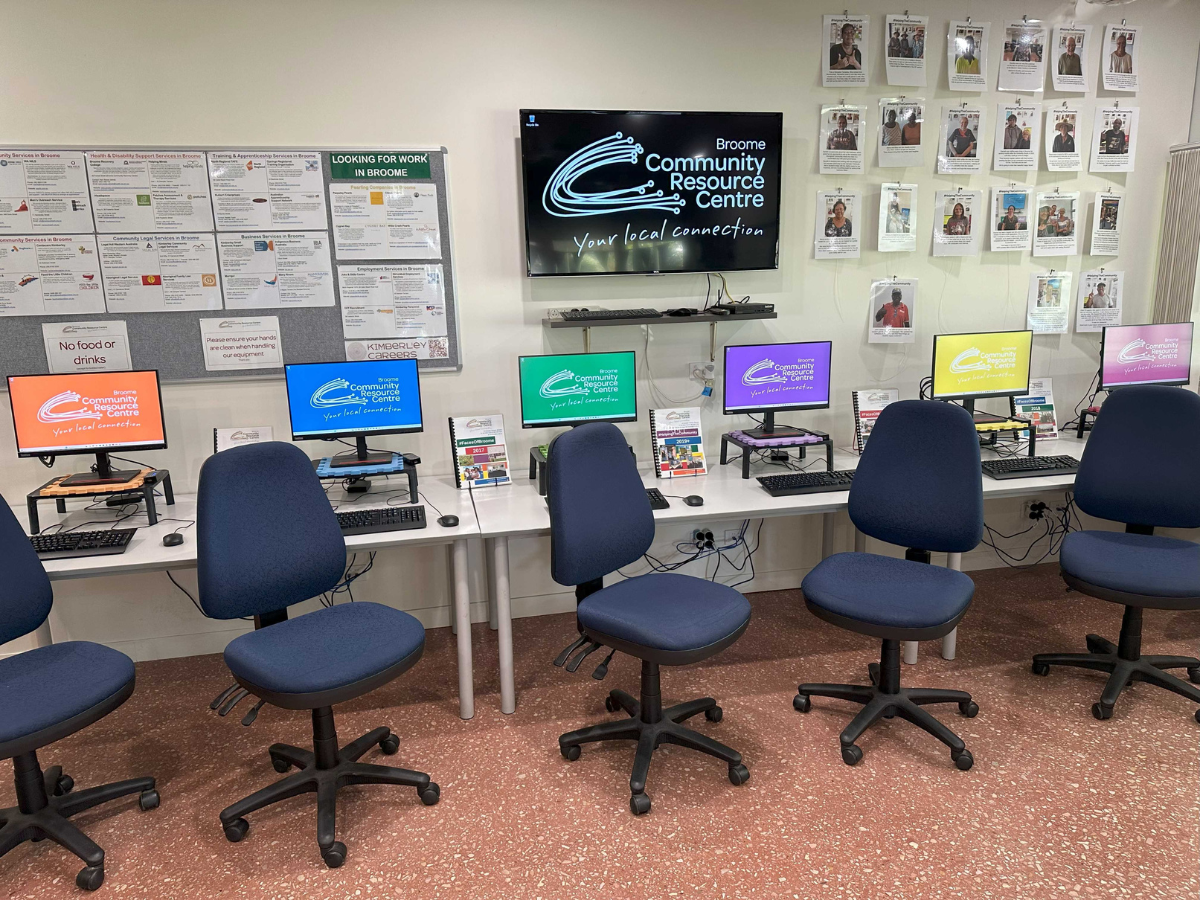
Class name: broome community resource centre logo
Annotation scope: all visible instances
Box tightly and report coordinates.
[38,390,103,423]
[949,347,990,374]
[1117,336,1180,365]
[539,369,589,398]
[311,378,368,408]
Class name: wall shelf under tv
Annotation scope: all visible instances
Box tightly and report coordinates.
[542,309,777,352]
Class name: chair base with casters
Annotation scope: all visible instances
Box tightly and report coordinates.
[558,659,749,816]
[0,751,158,891]
[221,706,438,868]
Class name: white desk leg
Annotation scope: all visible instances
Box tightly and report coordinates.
[492,537,516,714]
[902,641,919,664]
[485,538,499,631]
[942,552,962,660]
[32,619,52,648]
[821,513,836,560]
[451,539,474,720]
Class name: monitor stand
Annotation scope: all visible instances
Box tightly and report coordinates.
[328,436,394,468]
[740,411,805,441]
[60,452,141,488]
[960,398,1006,424]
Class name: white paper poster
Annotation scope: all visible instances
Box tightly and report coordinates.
[990,188,1032,252]
[823,15,869,87]
[815,191,861,259]
[0,151,92,234]
[199,315,283,371]
[345,338,450,362]
[878,99,924,168]
[993,102,1041,171]
[1076,270,1123,333]
[938,105,983,173]
[208,152,328,231]
[86,152,213,233]
[998,20,1048,92]
[1050,25,1091,92]
[948,20,989,91]
[329,183,441,260]
[1045,107,1082,172]
[819,105,865,175]
[1090,191,1123,256]
[338,264,447,340]
[884,15,928,86]
[217,233,335,309]
[1102,24,1139,92]
[1090,107,1138,173]
[215,426,274,453]
[98,234,222,312]
[1027,271,1072,334]
[878,184,917,252]
[1033,191,1081,256]
[1013,378,1059,440]
[868,279,916,343]
[42,321,132,373]
[0,234,106,316]
[932,190,982,257]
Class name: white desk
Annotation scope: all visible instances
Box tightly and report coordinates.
[26,475,482,720]
[474,435,1088,714]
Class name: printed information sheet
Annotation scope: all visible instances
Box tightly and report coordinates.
[99,234,222,312]
[86,152,213,232]
[0,235,106,316]
[208,152,328,231]
[329,183,441,259]
[199,315,282,371]
[338,264,447,339]
[42,321,132,373]
[344,337,450,362]
[217,233,335,309]
[0,151,92,234]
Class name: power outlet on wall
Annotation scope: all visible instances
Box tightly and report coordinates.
[689,361,715,383]
[1023,500,1049,520]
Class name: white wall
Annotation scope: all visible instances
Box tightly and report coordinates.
[2,0,1198,659]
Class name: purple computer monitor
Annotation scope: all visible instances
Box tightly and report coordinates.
[1100,322,1194,389]
[723,341,833,414]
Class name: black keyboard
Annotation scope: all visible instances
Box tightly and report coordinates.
[559,308,662,322]
[757,470,855,496]
[646,488,669,510]
[30,528,136,560]
[981,455,1080,480]
[336,505,426,535]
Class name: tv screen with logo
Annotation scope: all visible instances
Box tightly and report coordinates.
[518,351,637,428]
[1100,322,1194,389]
[723,342,832,414]
[520,109,783,276]
[284,359,423,441]
[7,370,166,456]
[931,330,1033,400]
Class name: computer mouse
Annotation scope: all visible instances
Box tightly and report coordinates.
[437,514,459,528]
[684,495,704,507]
[664,307,697,317]
[162,532,184,547]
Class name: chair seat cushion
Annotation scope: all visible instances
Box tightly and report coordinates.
[0,642,134,747]
[578,573,751,656]
[1061,531,1200,601]
[802,552,975,638]
[224,602,425,699]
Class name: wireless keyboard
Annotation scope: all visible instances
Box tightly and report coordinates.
[559,308,662,322]
[336,505,427,535]
[646,488,670,510]
[757,470,855,496]
[981,456,1080,480]
[30,528,136,560]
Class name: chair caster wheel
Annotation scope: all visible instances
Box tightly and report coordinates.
[840,744,863,766]
[560,743,581,761]
[604,695,620,713]
[380,734,400,755]
[1092,702,1114,720]
[76,864,104,891]
[419,782,441,806]
[728,763,750,786]
[1194,709,1200,725]
[629,792,651,815]
[1031,662,1050,676]
[958,700,979,718]
[139,789,160,811]
[952,748,974,771]
[321,841,346,869]
[1189,667,1200,685]
[704,706,723,723]
[54,774,74,796]
[223,817,249,843]
[271,758,291,773]
[793,693,811,713]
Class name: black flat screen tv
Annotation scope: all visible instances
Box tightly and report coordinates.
[519,109,783,276]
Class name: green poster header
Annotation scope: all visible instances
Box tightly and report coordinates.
[329,152,431,181]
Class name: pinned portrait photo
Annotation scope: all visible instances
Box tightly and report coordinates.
[991,189,1031,252]
[999,21,1047,91]
[933,189,983,256]
[1033,192,1081,256]
[819,105,865,174]
[879,99,924,167]
[1027,271,1072,334]
[994,102,1041,171]
[1076,269,1123,332]
[878,184,917,252]
[1051,24,1091,91]
[1091,106,1138,172]
[1090,191,1123,256]
[885,14,929,86]
[948,21,989,90]
[1102,23,1139,91]
[815,190,861,259]
[939,106,982,173]
[869,279,917,344]
[1045,107,1081,172]
[824,15,869,87]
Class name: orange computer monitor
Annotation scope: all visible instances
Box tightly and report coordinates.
[7,370,167,457]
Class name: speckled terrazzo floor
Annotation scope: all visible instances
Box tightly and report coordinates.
[2,563,1197,899]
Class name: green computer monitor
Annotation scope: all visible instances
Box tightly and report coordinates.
[518,350,637,428]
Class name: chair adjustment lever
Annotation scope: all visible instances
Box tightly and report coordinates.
[592,648,617,680]
[241,698,265,726]
[218,688,249,716]
[210,683,239,710]
[565,641,602,673]
[554,635,588,667]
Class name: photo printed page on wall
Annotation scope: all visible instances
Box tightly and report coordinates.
[998,19,1048,92]
[1027,271,1072,334]
[885,14,929,86]
[993,101,1041,171]
[1032,190,1081,257]
[1050,24,1091,92]
[823,14,869,87]
[1091,106,1138,173]
[948,20,989,91]
[932,189,982,257]
[868,278,917,343]
[815,190,861,259]
[1090,191,1123,256]
[1102,23,1139,92]
[990,187,1032,252]
[939,104,984,173]
[878,98,924,168]
[1076,269,1123,333]
[878,184,917,252]
[820,104,866,175]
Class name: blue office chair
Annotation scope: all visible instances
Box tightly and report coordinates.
[549,422,751,815]
[1032,385,1200,720]
[795,401,983,769]
[197,442,439,868]
[0,500,158,891]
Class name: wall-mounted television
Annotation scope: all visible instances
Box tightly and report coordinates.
[519,109,783,276]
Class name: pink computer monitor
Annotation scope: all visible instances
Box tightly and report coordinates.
[1100,322,1194,389]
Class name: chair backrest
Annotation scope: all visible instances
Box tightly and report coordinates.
[1074,385,1200,529]
[197,441,346,620]
[0,498,53,645]
[848,400,983,553]
[547,422,654,586]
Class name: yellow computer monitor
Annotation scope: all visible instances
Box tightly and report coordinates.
[931,330,1033,400]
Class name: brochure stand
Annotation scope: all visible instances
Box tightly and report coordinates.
[26,469,174,535]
